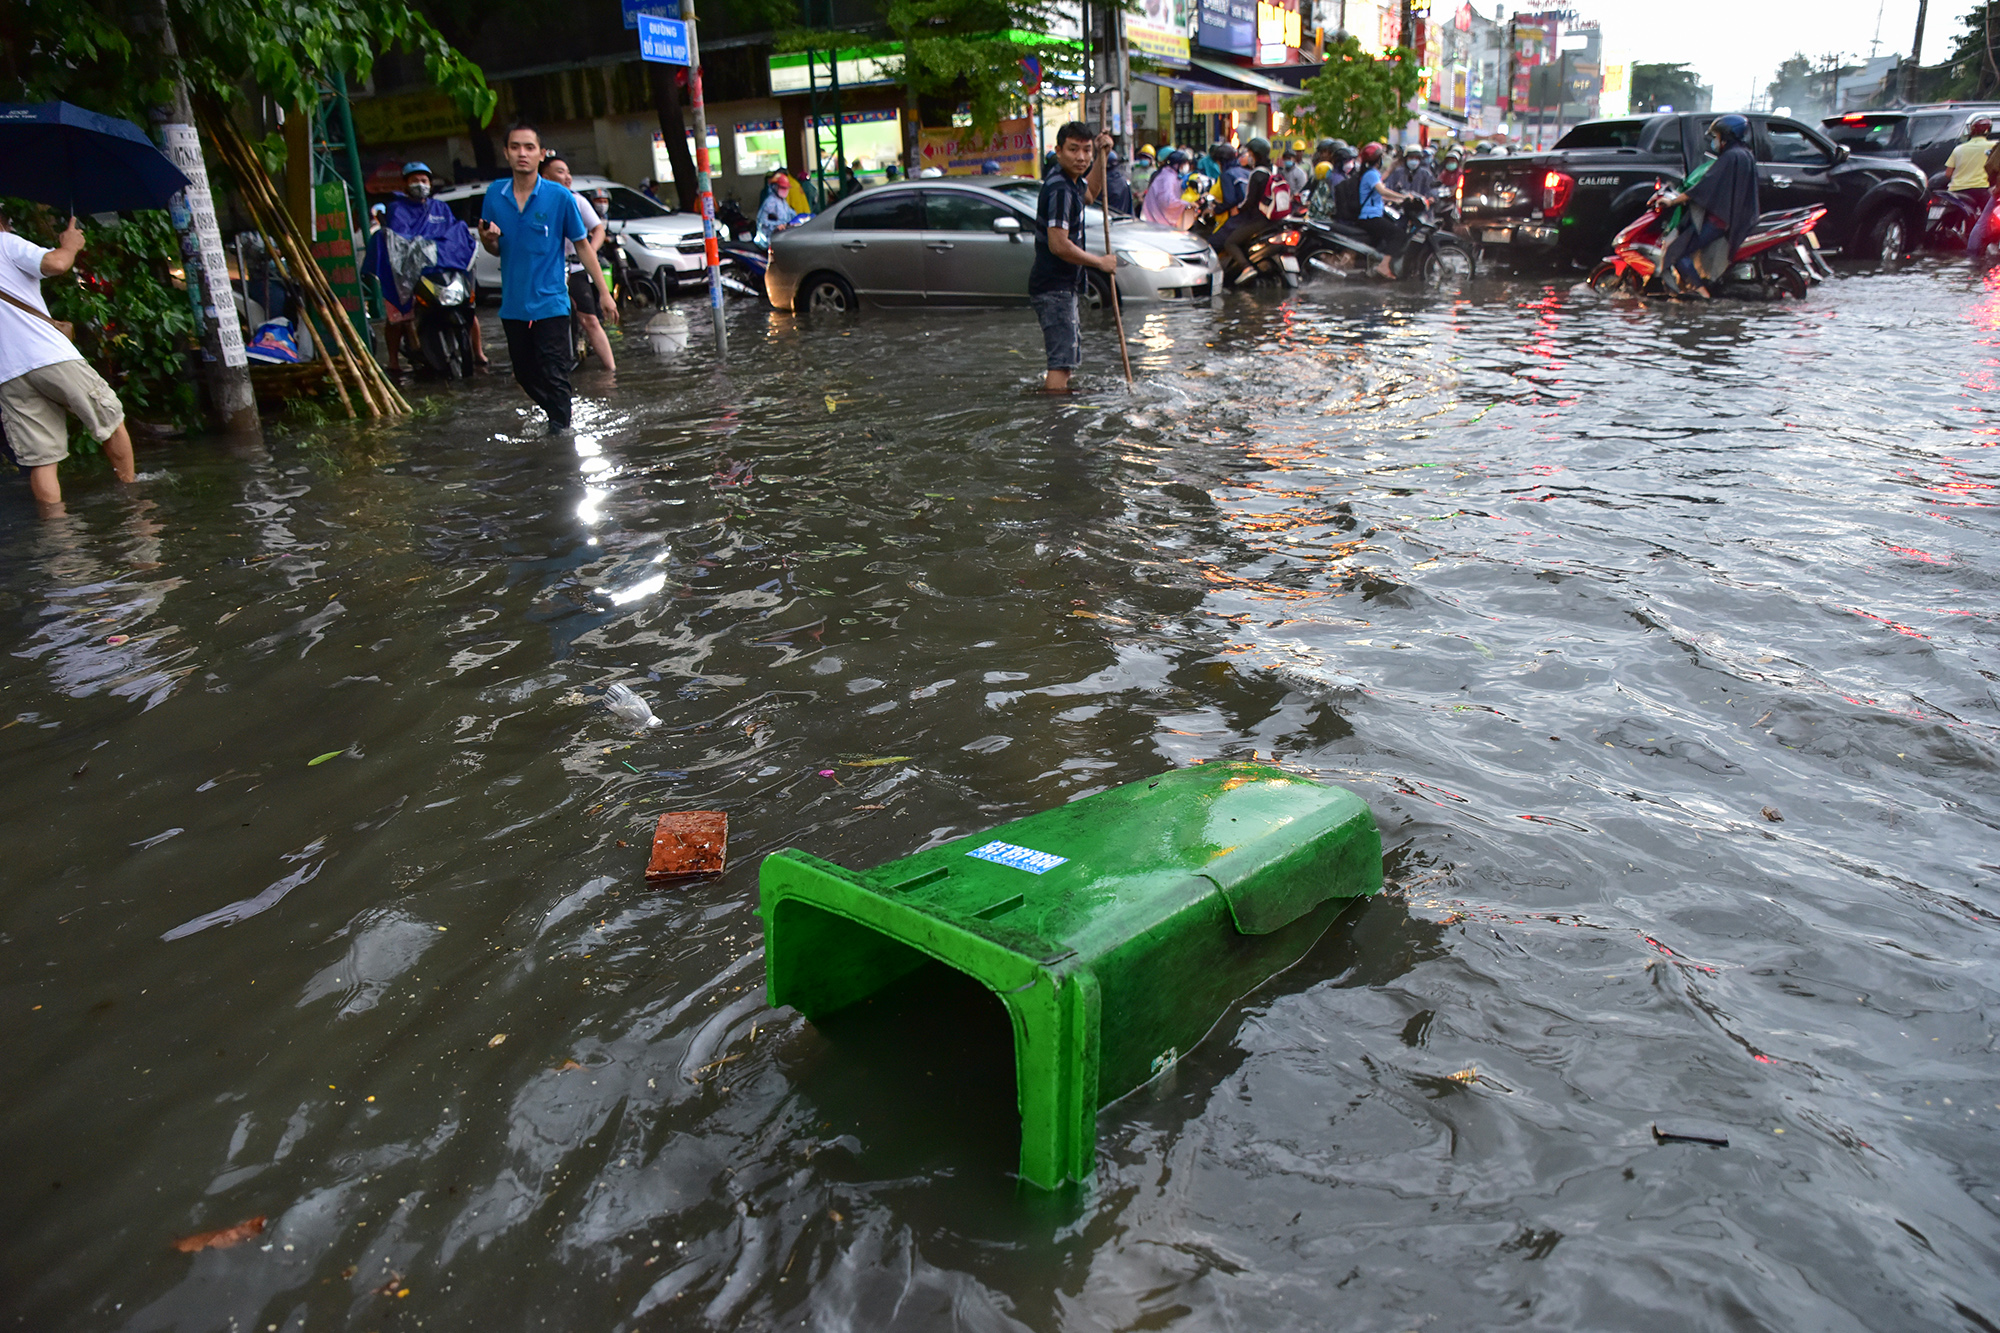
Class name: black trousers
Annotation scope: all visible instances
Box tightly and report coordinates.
[1217,216,1273,272]
[502,316,574,430]
[1358,215,1403,258]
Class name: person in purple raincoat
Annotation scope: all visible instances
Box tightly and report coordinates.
[368,162,486,373]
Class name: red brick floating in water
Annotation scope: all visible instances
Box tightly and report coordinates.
[647,811,729,880]
[758,762,1383,1190]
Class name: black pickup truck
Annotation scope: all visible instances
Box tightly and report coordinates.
[1458,112,1927,269]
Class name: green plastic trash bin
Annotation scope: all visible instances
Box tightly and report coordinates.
[759,762,1382,1189]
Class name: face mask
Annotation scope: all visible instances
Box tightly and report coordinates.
[408,181,431,201]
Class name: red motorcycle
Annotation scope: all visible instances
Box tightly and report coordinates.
[1589,186,1828,300]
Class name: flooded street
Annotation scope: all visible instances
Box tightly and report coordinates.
[5,260,2000,1331]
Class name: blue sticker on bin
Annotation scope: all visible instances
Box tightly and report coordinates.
[967,841,1068,874]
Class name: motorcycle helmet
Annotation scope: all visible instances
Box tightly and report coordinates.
[1971,117,1994,136]
[1244,137,1272,165]
[1314,160,1332,180]
[1359,142,1386,166]
[1292,139,1307,152]
[1402,145,1424,161]
[401,161,432,178]
[1710,113,1750,146]
[1166,149,1191,166]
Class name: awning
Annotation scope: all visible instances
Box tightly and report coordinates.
[1136,72,1213,93]
[1187,57,1304,99]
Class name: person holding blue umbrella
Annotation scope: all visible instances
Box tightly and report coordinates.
[0,206,136,516]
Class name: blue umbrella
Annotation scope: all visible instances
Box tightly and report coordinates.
[0,101,192,215]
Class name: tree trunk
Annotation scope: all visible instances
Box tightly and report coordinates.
[648,62,699,212]
[466,120,497,178]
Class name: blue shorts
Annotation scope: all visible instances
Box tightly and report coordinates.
[1030,289,1081,371]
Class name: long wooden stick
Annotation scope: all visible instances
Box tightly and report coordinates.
[1098,96,1134,385]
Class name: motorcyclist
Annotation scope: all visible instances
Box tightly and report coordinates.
[1214,141,1244,195]
[1658,114,1759,297]
[1354,142,1412,278]
[1384,145,1436,197]
[755,169,800,246]
[1435,148,1465,198]
[1141,149,1196,229]
[1943,117,1995,215]
[1215,137,1284,279]
[1307,159,1337,221]
[1281,144,1310,209]
[1105,149,1135,215]
[1130,145,1156,197]
[367,161,484,374]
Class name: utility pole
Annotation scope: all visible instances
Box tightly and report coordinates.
[1905,0,1928,101]
[682,0,726,359]
[151,0,258,434]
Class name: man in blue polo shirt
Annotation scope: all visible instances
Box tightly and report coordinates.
[479,122,591,432]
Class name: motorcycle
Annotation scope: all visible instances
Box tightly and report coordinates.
[1588,188,1825,300]
[1297,196,1476,288]
[1219,222,1303,289]
[716,238,771,299]
[410,266,476,379]
[1920,170,1987,251]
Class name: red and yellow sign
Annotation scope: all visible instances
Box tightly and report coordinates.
[917,117,1035,175]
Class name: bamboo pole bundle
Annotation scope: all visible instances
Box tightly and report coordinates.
[196,103,411,416]
[206,118,379,416]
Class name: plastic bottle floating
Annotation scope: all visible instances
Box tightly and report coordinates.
[759,762,1382,1189]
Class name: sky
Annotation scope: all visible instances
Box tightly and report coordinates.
[1575,0,1985,110]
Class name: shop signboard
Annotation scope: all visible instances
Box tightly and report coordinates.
[1130,19,1193,66]
[311,180,366,340]
[348,91,463,146]
[1191,91,1260,113]
[916,117,1035,175]
[1254,0,1300,65]
[1197,0,1255,55]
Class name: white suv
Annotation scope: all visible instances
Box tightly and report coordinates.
[434,174,717,297]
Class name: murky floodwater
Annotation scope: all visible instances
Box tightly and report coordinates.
[4,260,1999,1331]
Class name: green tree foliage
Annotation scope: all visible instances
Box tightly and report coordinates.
[1629,62,1706,113]
[1936,0,2000,97]
[0,0,493,126]
[1765,53,1816,114]
[0,0,492,432]
[2,202,202,433]
[1279,36,1422,146]
[776,0,1079,136]
[887,0,1076,134]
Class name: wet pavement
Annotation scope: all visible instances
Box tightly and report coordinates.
[4,260,1999,1331]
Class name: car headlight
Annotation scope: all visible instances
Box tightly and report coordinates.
[1116,246,1176,270]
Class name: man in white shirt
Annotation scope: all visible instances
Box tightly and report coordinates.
[537,155,618,373]
[0,210,134,517]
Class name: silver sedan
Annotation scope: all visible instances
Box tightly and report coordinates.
[764,178,1222,314]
